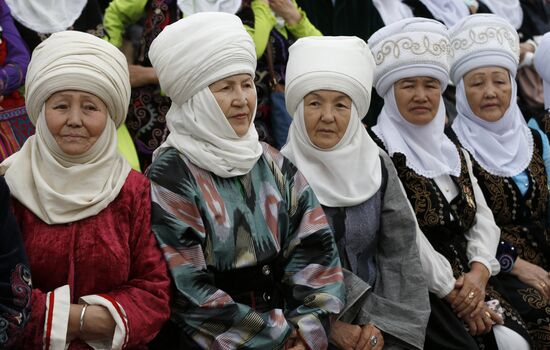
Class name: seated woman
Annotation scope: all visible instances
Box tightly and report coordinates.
[0,176,31,348]
[280,36,430,350]
[450,14,550,348]
[0,31,171,349]
[368,17,531,350]
[147,12,345,350]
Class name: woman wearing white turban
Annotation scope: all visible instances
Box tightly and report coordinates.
[0,31,171,349]
[369,17,531,350]
[147,12,344,350]
[281,36,430,350]
[450,14,550,349]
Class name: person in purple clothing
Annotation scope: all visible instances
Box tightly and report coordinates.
[0,0,32,162]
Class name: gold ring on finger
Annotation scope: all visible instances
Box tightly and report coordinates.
[540,281,547,288]
[484,311,491,319]
[468,291,475,300]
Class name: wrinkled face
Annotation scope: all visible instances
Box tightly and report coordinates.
[394,76,441,125]
[45,90,108,156]
[209,73,257,137]
[303,90,352,149]
[463,66,512,122]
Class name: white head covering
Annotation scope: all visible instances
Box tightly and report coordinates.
[5,0,87,34]
[177,0,242,15]
[281,36,381,207]
[450,14,531,177]
[0,31,131,224]
[480,0,523,29]
[371,0,414,25]
[449,14,520,84]
[419,0,470,27]
[369,18,461,178]
[149,12,262,178]
[534,32,550,110]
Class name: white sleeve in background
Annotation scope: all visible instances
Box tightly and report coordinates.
[43,284,71,350]
[462,150,501,276]
[79,294,129,350]
[397,176,456,298]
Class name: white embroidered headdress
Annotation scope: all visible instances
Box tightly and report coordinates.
[449,14,519,84]
[368,17,451,96]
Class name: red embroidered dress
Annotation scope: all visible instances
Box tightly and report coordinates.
[11,171,171,349]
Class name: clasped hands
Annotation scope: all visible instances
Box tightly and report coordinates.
[445,262,503,336]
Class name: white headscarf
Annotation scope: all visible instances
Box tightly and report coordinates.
[534,32,550,109]
[281,36,381,207]
[177,0,242,15]
[452,79,533,177]
[369,18,460,178]
[419,0,471,27]
[149,12,262,178]
[0,31,131,224]
[5,0,87,34]
[450,14,531,177]
[481,0,523,29]
[371,0,414,25]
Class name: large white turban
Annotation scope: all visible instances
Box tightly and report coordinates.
[25,31,131,127]
[284,36,374,117]
[149,12,256,106]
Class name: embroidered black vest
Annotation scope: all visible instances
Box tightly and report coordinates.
[466,129,550,270]
[370,131,476,276]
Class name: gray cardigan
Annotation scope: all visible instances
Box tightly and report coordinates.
[325,149,430,350]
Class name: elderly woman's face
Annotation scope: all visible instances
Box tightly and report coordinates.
[394,77,441,125]
[45,91,108,156]
[463,66,511,122]
[303,90,352,149]
[209,73,256,137]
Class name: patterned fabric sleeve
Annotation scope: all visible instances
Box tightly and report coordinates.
[0,176,31,348]
[0,1,30,96]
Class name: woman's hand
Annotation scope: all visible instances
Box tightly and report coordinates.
[80,305,116,341]
[268,0,301,26]
[511,257,550,301]
[285,330,307,350]
[462,303,502,336]
[67,304,116,342]
[128,64,159,88]
[330,320,384,350]
[356,323,384,350]
[451,263,490,318]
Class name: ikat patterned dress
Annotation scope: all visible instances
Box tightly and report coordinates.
[149,143,345,350]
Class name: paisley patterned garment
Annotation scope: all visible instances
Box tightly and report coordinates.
[127,0,181,170]
[0,177,32,348]
[370,132,531,349]
[149,143,345,349]
[465,129,550,349]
